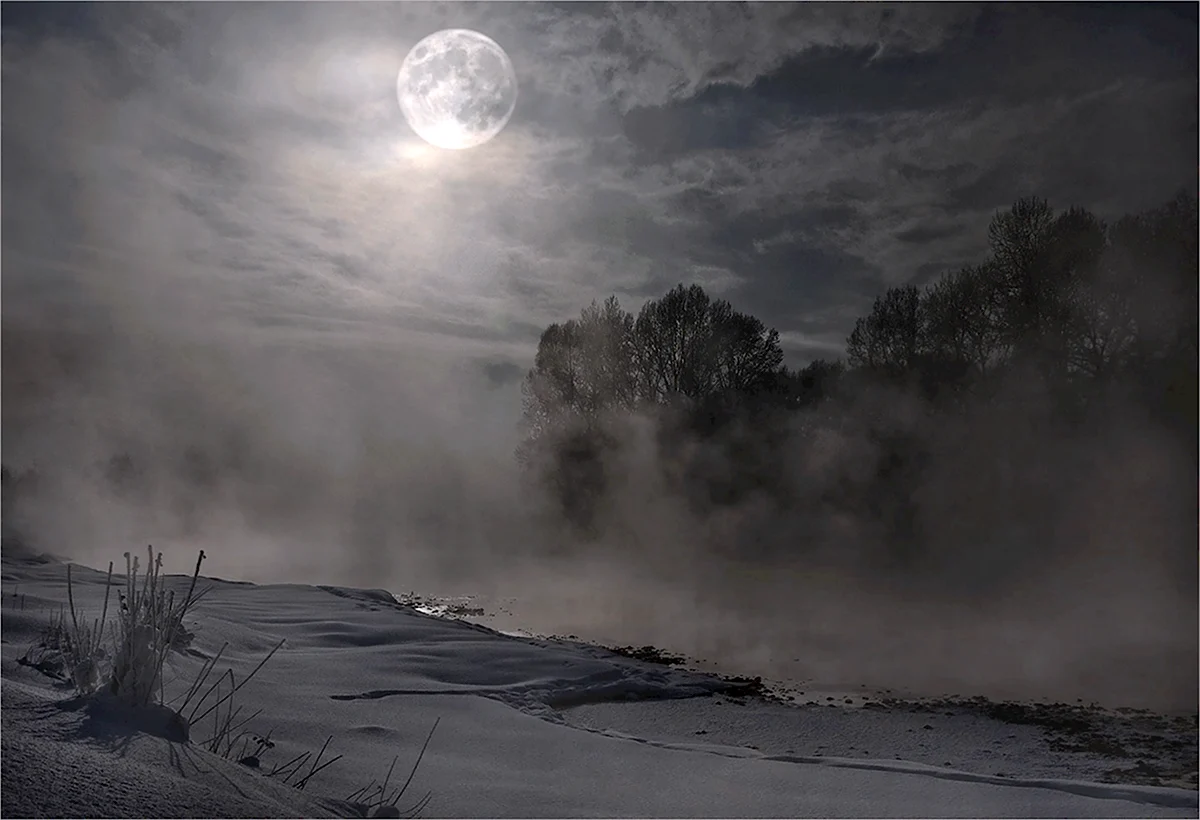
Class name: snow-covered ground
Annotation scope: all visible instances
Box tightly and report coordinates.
[2,551,1196,818]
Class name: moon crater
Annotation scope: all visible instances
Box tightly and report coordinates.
[396,29,518,150]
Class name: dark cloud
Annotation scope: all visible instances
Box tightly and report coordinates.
[895,223,964,245]
[622,95,780,160]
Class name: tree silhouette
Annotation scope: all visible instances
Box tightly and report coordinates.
[1046,210,1136,383]
[518,284,786,526]
[518,296,634,449]
[923,263,1008,380]
[845,284,925,375]
[517,191,1197,547]
[792,358,845,408]
[631,284,783,406]
[987,196,1057,314]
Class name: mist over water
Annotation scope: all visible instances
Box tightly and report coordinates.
[3,308,1195,712]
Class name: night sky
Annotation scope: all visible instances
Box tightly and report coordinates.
[4,3,1194,369]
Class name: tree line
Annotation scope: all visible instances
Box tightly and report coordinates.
[845,194,1196,412]
[517,192,1197,574]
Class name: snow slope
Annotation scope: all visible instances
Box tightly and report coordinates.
[2,552,1196,818]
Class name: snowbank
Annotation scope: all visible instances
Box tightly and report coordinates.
[2,554,1195,818]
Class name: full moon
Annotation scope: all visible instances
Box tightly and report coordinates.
[396,29,518,150]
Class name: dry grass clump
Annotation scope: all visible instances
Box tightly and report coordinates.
[41,547,433,811]
[60,546,280,737]
[103,547,208,706]
[57,546,208,704]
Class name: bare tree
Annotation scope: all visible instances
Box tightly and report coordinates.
[923,263,1009,379]
[845,284,925,375]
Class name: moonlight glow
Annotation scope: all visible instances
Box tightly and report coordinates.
[396,29,518,150]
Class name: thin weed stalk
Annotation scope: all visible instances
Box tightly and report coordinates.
[190,638,285,726]
[348,718,441,816]
[63,561,114,693]
[171,641,228,712]
[389,717,441,807]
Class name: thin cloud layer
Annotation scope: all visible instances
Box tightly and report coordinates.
[4,4,1193,362]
